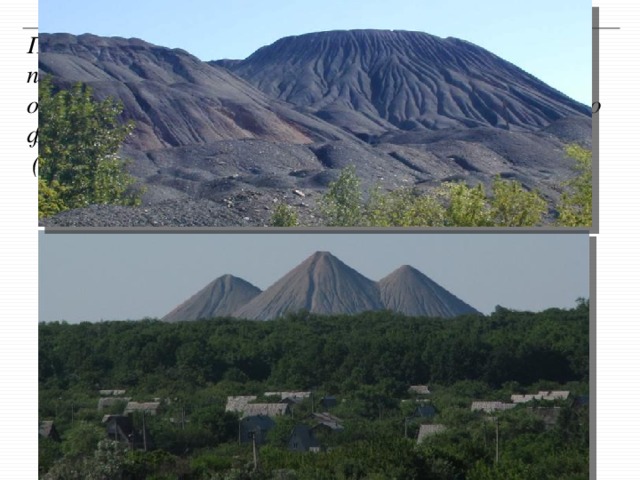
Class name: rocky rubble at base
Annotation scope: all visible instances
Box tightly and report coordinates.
[40,193,321,228]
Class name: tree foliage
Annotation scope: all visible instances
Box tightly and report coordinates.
[557,144,592,227]
[311,143,594,228]
[39,307,588,396]
[317,168,548,227]
[270,202,299,227]
[319,165,363,226]
[38,76,143,217]
[489,178,547,227]
[39,306,588,479]
[364,185,446,227]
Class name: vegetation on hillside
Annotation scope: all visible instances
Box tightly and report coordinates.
[273,145,592,228]
[557,145,593,227]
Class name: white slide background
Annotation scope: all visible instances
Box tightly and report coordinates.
[0,1,637,477]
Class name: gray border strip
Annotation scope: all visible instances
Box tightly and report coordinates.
[43,227,591,234]
[589,235,596,480]
[592,7,600,235]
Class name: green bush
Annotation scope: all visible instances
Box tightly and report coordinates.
[557,144,592,227]
[270,202,299,227]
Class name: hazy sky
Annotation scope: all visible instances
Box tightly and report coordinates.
[39,233,590,322]
[39,0,592,104]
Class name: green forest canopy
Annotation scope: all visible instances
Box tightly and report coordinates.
[39,305,589,479]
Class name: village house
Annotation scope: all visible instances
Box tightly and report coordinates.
[319,396,338,410]
[471,401,517,413]
[511,390,570,404]
[239,415,275,445]
[408,385,431,396]
[240,403,291,418]
[98,389,126,396]
[102,414,152,450]
[124,401,161,416]
[288,424,321,452]
[410,403,436,419]
[264,391,311,403]
[39,420,61,442]
[572,395,589,409]
[225,396,258,413]
[97,397,130,411]
[310,412,344,432]
[416,424,446,443]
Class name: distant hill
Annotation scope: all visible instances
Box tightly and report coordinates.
[162,275,261,322]
[378,265,478,317]
[39,33,353,151]
[163,252,479,321]
[40,31,591,227]
[234,251,384,320]
[221,30,590,136]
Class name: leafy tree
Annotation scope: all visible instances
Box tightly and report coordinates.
[38,76,143,217]
[270,202,299,227]
[319,167,552,227]
[267,416,298,448]
[439,182,491,226]
[489,178,547,226]
[364,185,446,227]
[39,437,63,475]
[319,165,363,226]
[314,145,595,228]
[38,177,66,218]
[557,144,592,227]
[61,421,105,458]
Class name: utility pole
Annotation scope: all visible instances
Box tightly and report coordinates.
[142,410,148,452]
[250,432,258,471]
[495,417,499,464]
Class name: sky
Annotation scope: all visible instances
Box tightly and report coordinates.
[39,0,592,104]
[39,233,590,322]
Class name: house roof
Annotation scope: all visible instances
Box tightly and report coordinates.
[124,401,160,415]
[544,390,570,400]
[471,401,516,413]
[225,396,257,412]
[97,397,130,410]
[264,391,311,402]
[39,420,59,439]
[241,403,290,418]
[311,412,344,431]
[408,385,431,395]
[511,390,571,403]
[99,389,126,396]
[417,424,446,442]
[511,394,537,403]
